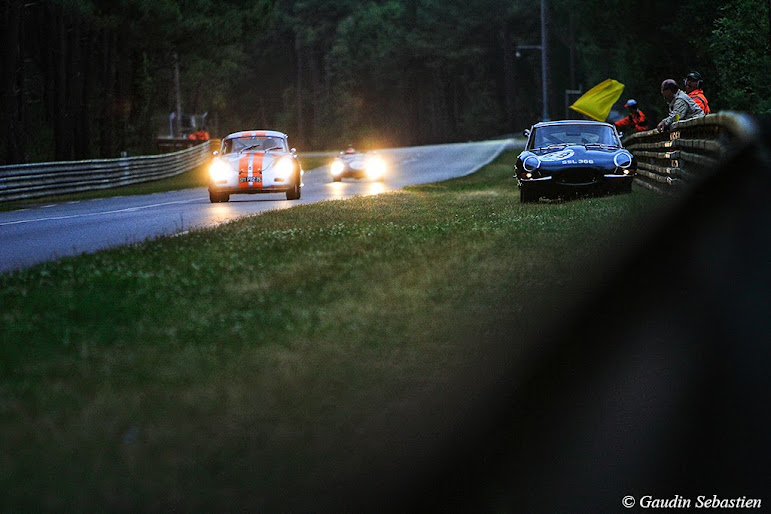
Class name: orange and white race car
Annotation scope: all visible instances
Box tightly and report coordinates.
[208,130,303,203]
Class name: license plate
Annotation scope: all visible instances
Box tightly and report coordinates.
[239,176,261,183]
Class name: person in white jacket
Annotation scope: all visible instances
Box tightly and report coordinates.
[657,78,704,132]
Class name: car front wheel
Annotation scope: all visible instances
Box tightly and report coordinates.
[520,185,538,203]
[286,181,301,200]
[209,191,229,203]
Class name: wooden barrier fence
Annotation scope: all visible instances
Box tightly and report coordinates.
[622,111,758,195]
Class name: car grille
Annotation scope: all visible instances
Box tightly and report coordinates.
[555,168,603,185]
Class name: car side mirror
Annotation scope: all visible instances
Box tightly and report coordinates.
[523,129,531,138]
[212,150,219,156]
[291,148,296,154]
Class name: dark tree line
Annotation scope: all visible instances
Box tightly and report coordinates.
[1,0,769,164]
[0,0,274,164]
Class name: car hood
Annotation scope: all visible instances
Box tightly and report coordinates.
[521,145,632,167]
[338,153,367,169]
[220,151,291,172]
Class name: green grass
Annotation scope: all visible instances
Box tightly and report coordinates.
[0,153,664,510]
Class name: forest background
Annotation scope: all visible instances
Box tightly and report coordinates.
[1,0,770,164]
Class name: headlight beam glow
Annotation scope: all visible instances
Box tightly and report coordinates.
[209,158,232,182]
[274,157,295,179]
[330,159,345,176]
[365,156,386,179]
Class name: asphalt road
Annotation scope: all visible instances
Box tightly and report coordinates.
[0,139,515,274]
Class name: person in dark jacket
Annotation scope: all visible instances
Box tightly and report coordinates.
[613,99,649,133]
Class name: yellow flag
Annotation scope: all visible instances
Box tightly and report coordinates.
[569,79,625,121]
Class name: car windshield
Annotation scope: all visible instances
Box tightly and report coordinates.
[222,136,287,154]
[531,124,618,149]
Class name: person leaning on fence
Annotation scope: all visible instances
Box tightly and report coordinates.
[684,71,711,114]
[656,79,704,132]
[613,99,649,133]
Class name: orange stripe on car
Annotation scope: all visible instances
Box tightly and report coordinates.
[238,155,250,189]
[238,152,265,189]
[252,153,264,189]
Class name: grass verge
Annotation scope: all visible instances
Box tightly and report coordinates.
[0,152,664,510]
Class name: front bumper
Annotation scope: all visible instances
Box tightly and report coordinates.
[517,172,634,195]
[208,180,301,195]
[334,169,368,179]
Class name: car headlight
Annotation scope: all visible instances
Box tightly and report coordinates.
[209,158,231,182]
[274,157,295,179]
[613,151,633,169]
[330,159,345,176]
[522,155,541,172]
[365,156,386,179]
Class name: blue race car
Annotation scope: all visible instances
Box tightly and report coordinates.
[515,120,636,203]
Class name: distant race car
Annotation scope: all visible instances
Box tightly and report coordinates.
[330,148,386,182]
[208,130,303,203]
[514,120,636,203]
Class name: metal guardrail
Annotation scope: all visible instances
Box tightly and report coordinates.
[0,140,217,203]
[622,111,758,195]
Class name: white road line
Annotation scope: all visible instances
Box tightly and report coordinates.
[0,197,206,227]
